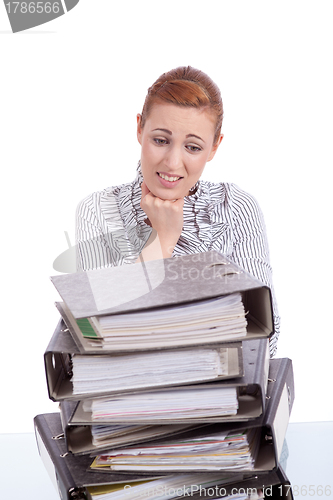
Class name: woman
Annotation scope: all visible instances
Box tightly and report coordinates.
[76,66,279,356]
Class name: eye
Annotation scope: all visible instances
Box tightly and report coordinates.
[153,138,169,146]
[186,144,202,153]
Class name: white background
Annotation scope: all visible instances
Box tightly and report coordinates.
[0,0,332,434]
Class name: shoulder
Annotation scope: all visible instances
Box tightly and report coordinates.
[225,183,263,221]
[197,180,266,238]
[200,180,262,215]
[76,180,135,218]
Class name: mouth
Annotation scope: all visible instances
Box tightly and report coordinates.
[157,172,183,182]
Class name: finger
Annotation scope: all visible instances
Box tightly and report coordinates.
[173,198,185,207]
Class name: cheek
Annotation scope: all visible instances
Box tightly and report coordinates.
[142,142,164,164]
[189,157,207,177]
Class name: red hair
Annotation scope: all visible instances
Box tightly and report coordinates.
[140,66,223,145]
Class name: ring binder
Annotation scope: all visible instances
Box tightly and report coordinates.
[88,357,294,473]
[48,336,269,427]
[46,320,270,408]
[51,250,274,354]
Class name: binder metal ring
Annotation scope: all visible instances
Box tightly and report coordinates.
[52,433,64,440]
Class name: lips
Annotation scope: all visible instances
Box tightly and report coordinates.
[157,172,183,182]
[156,172,183,189]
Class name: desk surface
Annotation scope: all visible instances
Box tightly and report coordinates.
[0,421,332,500]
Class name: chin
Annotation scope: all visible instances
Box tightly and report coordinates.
[156,187,188,200]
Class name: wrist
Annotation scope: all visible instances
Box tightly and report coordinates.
[136,230,177,263]
[156,233,179,258]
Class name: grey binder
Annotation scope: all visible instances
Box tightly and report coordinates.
[45,319,247,401]
[51,250,274,353]
[45,322,269,423]
[34,412,294,500]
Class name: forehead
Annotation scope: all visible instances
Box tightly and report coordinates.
[146,103,216,137]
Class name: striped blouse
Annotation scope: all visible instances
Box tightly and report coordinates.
[76,164,280,356]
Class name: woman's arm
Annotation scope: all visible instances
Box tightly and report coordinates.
[136,182,184,262]
[75,195,111,271]
[75,192,136,271]
[229,185,280,356]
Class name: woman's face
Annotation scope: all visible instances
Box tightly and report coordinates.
[137,103,223,200]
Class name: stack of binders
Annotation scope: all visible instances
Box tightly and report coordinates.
[34,250,295,500]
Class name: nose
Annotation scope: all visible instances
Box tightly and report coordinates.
[164,145,183,171]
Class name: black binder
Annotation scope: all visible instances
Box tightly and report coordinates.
[34,412,293,500]
[187,468,294,500]
[50,250,274,353]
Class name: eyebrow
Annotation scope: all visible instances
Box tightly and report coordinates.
[186,133,205,143]
[152,129,205,143]
[152,128,172,134]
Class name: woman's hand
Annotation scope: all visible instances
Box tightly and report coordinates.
[139,181,184,259]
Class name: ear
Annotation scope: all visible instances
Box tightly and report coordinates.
[137,114,143,145]
[207,134,223,162]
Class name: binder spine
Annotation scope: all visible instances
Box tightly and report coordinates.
[263,358,294,465]
[264,358,294,424]
[44,350,73,402]
[59,400,77,453]
[44,320,79,402]
[34,414,89,500]
[256,338,270,395]
[243,338,269,408]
